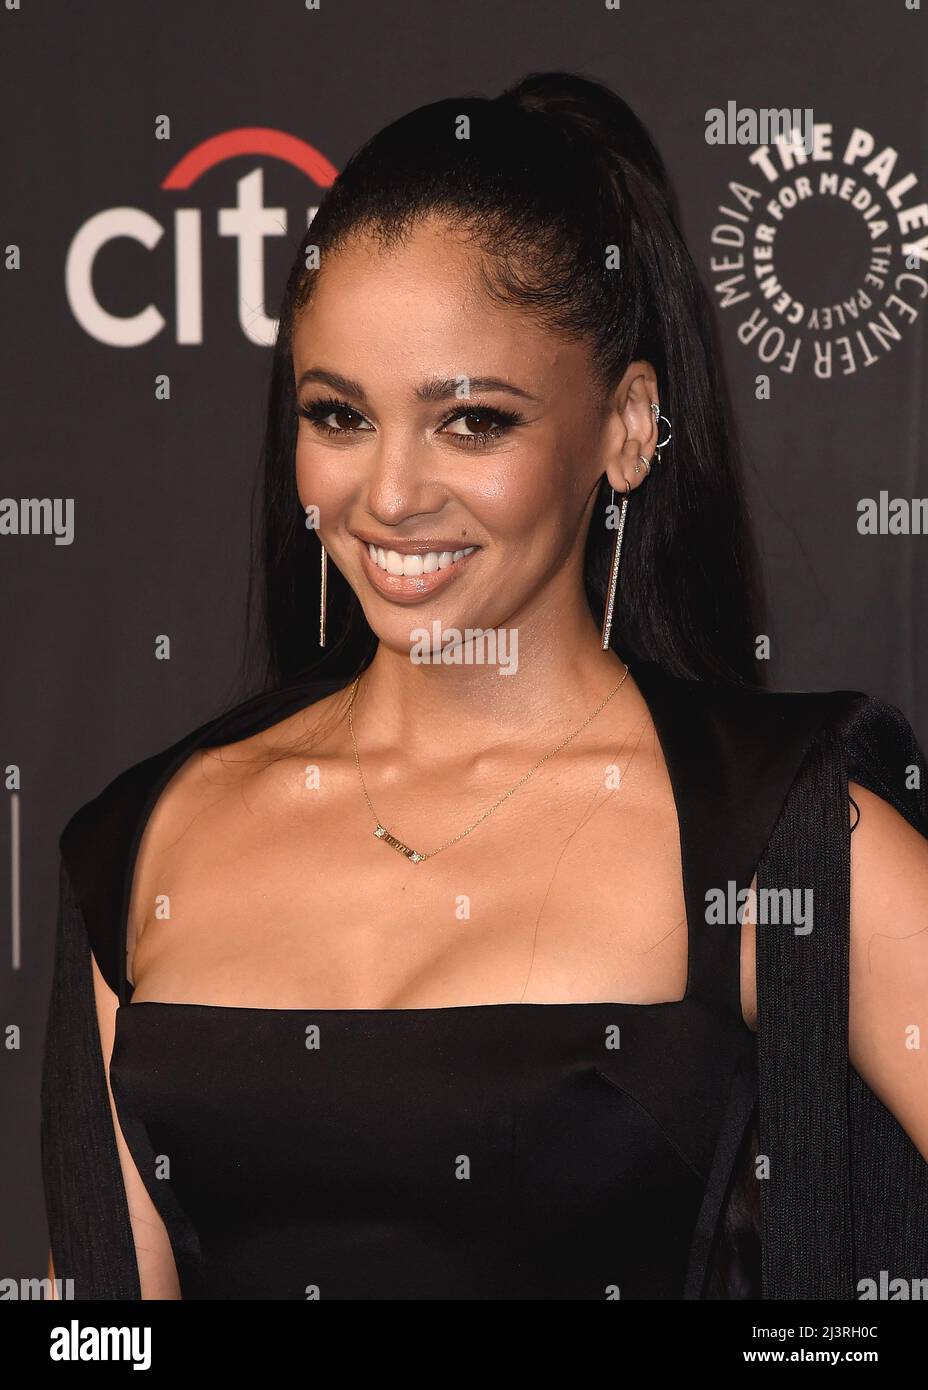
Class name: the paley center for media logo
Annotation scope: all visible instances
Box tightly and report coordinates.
[705,111,927,381]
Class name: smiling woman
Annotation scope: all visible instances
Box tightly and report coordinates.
[41,70,928,1302]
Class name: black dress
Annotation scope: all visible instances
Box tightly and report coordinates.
[109,988,754,1300]
[40,658,928,1299]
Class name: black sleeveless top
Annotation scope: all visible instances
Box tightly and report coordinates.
[42,658,928,1299]
[109,987,756,1300]
[102,659,757,1301]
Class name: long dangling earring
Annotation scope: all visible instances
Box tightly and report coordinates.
[600,479,630,650]
[319,541,328,647]
[600,402,672,650]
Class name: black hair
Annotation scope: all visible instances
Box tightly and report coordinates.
[245,70,765,693]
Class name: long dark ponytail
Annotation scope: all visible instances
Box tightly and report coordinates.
[245,70,765,694]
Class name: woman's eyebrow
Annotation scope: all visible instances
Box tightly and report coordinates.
[296,367,541,405]
[414,375,541,404]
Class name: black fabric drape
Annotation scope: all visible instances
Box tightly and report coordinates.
[40,858,141,1299]
[756,694,928,1299]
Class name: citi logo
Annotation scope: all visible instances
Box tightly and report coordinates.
[65,127,338,348]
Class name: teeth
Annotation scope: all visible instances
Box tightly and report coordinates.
[367,543,475,576]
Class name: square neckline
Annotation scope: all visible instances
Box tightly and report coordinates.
[117,659,728,1019]
[120,995,702,1015]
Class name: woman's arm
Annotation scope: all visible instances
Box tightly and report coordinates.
[845,779,928,1161]
[742,779,928,1159]
[89,950,182,1299]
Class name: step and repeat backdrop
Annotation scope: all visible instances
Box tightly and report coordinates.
[1,0,926,1279]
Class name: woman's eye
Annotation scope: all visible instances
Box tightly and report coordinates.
[298,398,522,448]
[444,410,498,437]
[322,407,363,432]
[298,398,371,436]
[440,407,521,448]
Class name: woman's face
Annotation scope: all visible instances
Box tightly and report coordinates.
[291,215,642,658]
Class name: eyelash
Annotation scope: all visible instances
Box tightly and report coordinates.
[297,396,524,450]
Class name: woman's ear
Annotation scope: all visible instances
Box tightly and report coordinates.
[604,359,660,496]
[619,360,660,458]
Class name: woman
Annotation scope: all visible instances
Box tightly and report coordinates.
[42,71,928,1300]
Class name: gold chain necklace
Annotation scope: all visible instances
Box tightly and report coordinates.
[346,663,630,863]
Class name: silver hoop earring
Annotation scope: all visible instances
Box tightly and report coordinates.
[319,542,328,647]
[600,479,631,651]
[651,403,673,462]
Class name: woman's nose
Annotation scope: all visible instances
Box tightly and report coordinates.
[361,430,446,520]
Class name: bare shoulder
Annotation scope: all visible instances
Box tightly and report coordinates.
[126,685,353,980]
[848,779,928,920]
[741,780,928,1043]
[848,779,928,1158]
[846,778,928,1028]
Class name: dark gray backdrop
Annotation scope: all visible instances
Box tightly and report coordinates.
[2,0,926,1280]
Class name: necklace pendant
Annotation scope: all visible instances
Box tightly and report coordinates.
[373,824,425,863]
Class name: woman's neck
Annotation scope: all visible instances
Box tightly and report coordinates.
[350,611,632,763]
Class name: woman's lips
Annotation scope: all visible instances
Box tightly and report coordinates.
[356,536,478,603]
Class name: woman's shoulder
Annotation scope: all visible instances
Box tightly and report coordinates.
[631,656,878,792]
[57,674,351,998]
[633,657,928,861]
[635,656,920,758]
